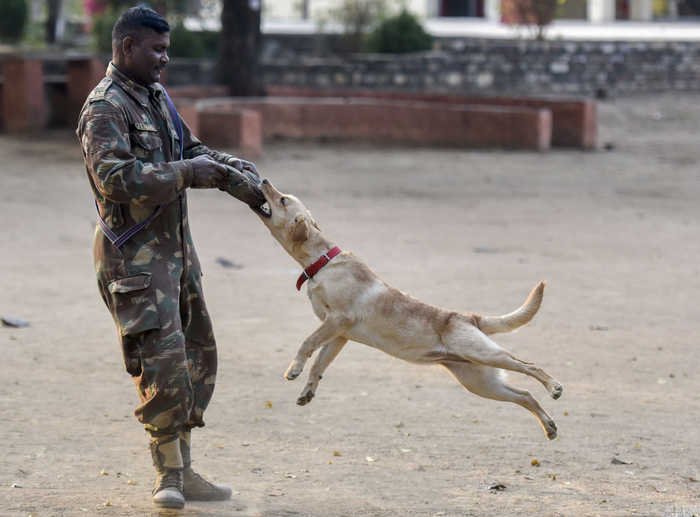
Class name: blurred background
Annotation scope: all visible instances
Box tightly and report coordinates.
[1,0,700,121]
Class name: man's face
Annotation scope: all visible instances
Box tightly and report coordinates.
[123,29,170,85]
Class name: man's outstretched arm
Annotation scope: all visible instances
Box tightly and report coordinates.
[79,101,229,207]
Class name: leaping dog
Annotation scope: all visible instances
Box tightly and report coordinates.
[253,180,562,439]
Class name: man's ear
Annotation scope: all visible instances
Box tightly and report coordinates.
[122,36,136,58]
[291,214,310,243]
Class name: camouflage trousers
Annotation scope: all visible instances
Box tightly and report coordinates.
[98,264,217,438]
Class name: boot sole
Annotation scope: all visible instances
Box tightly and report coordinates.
[184,494,231,501]
[153,500,185,509]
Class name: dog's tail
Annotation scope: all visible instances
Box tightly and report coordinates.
[472,281,545,335]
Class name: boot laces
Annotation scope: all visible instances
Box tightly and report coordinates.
[156,469,183,492]
[187,468,216,489]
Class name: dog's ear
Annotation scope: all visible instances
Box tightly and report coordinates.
[291,214,310,243]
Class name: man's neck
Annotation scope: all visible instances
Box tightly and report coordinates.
[111,60,150,87]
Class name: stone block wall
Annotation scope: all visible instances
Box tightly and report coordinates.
[260,38,700,97]
[158,36,700,97]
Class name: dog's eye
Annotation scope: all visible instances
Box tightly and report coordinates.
[280,197,287,206]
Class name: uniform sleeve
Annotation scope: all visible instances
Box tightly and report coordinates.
[78,100,194,207]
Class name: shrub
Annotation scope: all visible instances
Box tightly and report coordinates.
[93,15,219,58]
[328,0,387,53]
[169,23,219,59]
[0,0,28,44]
[93,9,119,54]
[367,10,432,54]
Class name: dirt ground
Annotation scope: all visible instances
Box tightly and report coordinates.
[1,93,699,517]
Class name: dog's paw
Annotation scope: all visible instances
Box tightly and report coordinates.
[296,389,315,406]
[545,420,558,440]
[284,361,303,381]
[549,382,563,400]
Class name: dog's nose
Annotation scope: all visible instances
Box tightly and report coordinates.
[262,178,269,185]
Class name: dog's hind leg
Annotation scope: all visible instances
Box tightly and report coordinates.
[441,361,558,440]
[442,322,563,400]
[284,314,351,381]
[296,337,347,406]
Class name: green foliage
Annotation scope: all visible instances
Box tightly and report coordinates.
[93,8,119,54]
[95,1,189,14]
[92,6,218,57]
[328,0,387,53]
[0,0,28,44]
[168,23,219,58]
[367,10,432,54]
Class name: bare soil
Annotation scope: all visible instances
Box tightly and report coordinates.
[1,93,699,517]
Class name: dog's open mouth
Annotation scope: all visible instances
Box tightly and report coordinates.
[253,201,271,218]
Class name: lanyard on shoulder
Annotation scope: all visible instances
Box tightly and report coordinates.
[162,87,183,161]
[94,86,184,248]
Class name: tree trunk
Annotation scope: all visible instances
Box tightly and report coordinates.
[218,0,264,97]
[46,0,62,44]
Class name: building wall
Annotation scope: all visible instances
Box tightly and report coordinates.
[260,0,687,22]
[263,0,440,21]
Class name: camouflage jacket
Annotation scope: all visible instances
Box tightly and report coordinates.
[77,62,238,283]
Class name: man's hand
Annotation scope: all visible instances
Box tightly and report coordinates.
[220,164,265,208]
[226,157,259,177]
[189,155,227,189]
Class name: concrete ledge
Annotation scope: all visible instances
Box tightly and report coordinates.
[267,86,596,149]
[194,97,551,151]
[67,58,105,127]
[199,107,263,158]
[2,58,46,132]
[174,99,201,137]
[168,85,229,100]
[174,96,263,158]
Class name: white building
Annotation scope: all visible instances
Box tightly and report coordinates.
[252,0,700,42]
[263,0,700,23]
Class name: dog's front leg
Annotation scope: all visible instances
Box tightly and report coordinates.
[297,337,347,406]
[284,315,350,381]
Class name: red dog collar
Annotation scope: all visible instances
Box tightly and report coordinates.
[296,246,341,291]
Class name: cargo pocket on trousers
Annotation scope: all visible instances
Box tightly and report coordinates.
[107,273,162,337]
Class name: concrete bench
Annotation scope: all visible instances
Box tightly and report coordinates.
[267,86,596,149]
[0,56,106,131]
[192,96,551,151]
[174,97,263,158]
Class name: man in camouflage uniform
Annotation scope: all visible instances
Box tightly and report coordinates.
[76,6,264,509]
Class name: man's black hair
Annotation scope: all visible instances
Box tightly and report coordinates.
[112,5,170,47]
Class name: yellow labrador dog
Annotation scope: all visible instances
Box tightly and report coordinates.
[253,180,562,439]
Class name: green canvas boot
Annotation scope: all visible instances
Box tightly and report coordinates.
[180,430,232,501]
[150,435,185,509]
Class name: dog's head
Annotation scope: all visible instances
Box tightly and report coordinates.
[253,179,320,254]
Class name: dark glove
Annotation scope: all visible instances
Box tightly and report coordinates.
[220,164,265,208]
[226,157,259,177]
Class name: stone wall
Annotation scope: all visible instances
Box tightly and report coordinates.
[257,37,700,97]
[4,36,699,100]
[161,37,700,97]
[2,35,698,131]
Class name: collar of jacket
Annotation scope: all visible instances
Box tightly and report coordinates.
[107,62,163,108]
